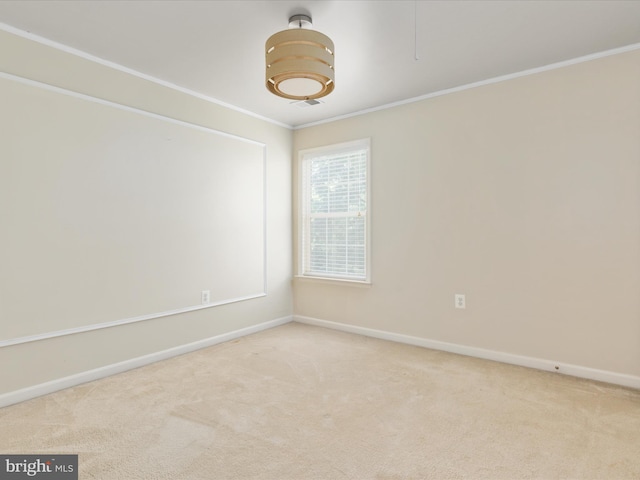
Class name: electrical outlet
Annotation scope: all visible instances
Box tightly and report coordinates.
[201,290,211,304]
[455,294,466,309]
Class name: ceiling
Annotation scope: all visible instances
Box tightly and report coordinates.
[1,1,640,128]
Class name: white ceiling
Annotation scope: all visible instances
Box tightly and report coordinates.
[1,1,640,128]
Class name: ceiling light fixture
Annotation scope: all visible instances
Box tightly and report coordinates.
[265,14,335,100]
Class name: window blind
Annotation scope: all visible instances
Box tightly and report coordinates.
[301,142,369,281]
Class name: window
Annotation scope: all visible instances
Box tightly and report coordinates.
[299,139,370,282]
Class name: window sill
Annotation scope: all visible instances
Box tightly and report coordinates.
[294,275,372,287]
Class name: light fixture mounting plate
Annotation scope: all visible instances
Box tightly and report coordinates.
[288,14,312,29]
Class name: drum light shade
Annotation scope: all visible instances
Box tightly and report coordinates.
[265,16,335,100]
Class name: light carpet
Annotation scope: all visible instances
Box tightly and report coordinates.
[1,322,639,479]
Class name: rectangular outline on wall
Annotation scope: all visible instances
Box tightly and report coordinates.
[0,71,268,348]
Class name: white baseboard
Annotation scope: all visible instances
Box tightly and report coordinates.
[294,315,640,390]
[4,313,636,409]
[0,315,293,409]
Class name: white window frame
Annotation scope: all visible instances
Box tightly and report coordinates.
[298,138,371,284]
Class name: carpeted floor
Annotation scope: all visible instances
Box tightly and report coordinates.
[1,322,639,479]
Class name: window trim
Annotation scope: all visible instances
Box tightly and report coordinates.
[297,138,371,284]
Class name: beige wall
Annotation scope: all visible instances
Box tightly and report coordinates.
[0,30,293,394]
[293,50,640,377]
